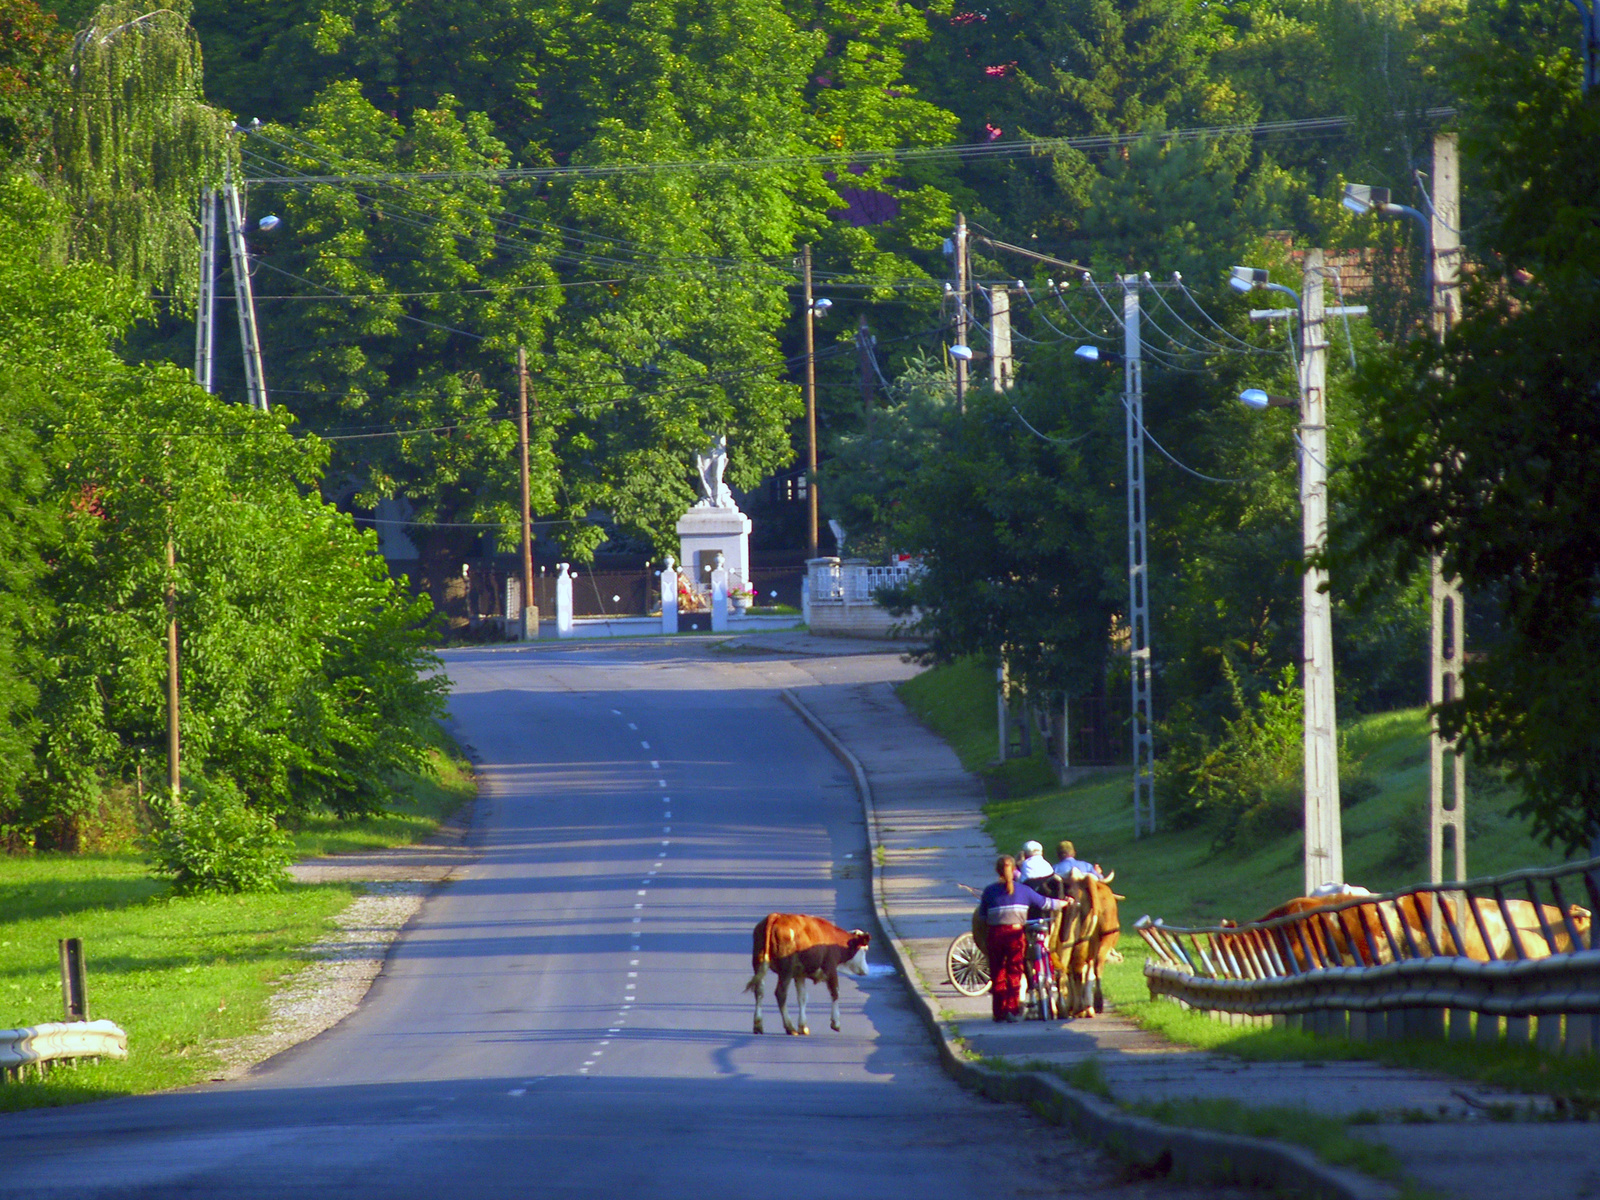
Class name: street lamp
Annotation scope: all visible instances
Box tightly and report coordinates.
[1237,388,1296,410]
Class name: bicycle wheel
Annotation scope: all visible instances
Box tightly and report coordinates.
[947,932,991,996]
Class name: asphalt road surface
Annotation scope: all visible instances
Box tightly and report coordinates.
[0,642,1247,1199]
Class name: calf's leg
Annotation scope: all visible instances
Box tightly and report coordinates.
[827,975,842,1032]
[794,978,811,1035]
[747,963,767,1034]
[776,974,798,1035]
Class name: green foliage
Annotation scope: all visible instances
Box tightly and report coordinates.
[0,173,445,848]
[1160,661,1305,843]
[147,778,293,893]
[52,1,233,302]
[1335,12,1600,852]
[0,0,66,165]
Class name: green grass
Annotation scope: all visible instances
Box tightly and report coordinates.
[0,727,477,1110]
[0,868,360,1109]
[896,658,1599,1103]
[1128,1097,1406,1182]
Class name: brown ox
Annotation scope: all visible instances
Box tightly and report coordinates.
[1242,892,1591,967]
[744,914,870,1035]
[1056,873,1121,1018]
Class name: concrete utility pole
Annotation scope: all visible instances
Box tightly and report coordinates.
[1299,250,1342,892]
[953,213,968,413]
[857,314,874,444]
[1569,0,1599,92]
[802,244,819,560]
[1429,132,1467,885]
[989,285,1013,391]
[1123,277,1155,838]
[222,171,269,412]
[194,188,218,393]
[517,348,537,641]
[166,536,180,798]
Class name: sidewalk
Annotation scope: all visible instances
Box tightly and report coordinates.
[784,666,1600,1200]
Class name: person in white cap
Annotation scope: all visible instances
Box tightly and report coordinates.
[1016,840,1054,882]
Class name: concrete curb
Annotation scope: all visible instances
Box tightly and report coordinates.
[780,687,1399,1200]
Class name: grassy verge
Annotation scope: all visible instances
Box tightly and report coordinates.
[0,865,360,1110]
[896,659,1599,1104]
[0,726,476,1111]
[1128,1097,1406,1182]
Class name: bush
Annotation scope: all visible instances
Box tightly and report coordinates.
[1159,659,1371,847]
[147,780,292,894]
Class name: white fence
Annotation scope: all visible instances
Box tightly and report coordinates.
[805,558,918,604]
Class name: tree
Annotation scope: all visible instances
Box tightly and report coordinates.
[52,0,232,302]
[1336,1,1600,852]
[0,174,445,849]
[0,0,66,165]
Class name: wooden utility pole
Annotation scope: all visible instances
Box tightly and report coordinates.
[953,213,968,413]
[166,536,180,798]
[517,347,537,640]
[802,244,819,560]
[1428,132,1466,885]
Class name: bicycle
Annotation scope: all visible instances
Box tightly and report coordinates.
[1023,917,1060,1021]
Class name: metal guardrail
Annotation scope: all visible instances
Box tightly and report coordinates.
[0,1020,128,1081]
[1136,856,1600,1054]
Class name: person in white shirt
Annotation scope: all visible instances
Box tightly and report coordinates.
[1016,840,1054,882]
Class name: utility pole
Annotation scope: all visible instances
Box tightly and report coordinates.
[222,169,269,412]
[517,348,537,641]
[1429,131,1467,885]
[953,213,968,413]
[857,314,874,445]
[1570,0,1598,92]
[1123,277,1155,838]
[989,285,1013,391]
[1299,249,1342,892]
[166,536,180,798]
[194,188,217,393]
[802,244,819,560]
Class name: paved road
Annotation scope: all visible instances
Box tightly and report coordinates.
[0,641,1245,1199]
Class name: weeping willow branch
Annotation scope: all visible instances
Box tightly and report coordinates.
[52,1,233,307]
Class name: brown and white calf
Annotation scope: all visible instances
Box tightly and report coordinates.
[744,913,870,1035]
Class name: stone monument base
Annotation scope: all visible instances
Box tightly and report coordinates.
[676,504,752,593]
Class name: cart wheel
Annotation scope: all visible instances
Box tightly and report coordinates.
[947,932,991,996]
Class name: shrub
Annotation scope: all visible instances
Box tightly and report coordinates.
[147,780,292,894]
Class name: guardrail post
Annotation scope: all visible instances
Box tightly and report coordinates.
[1448,1008,1474,1041]
[1415,1007,1446,1041]
[1504,1015,1531,1046]
[58,938,88,1022]
[1475,1012,1501,1045]
[1536,1014,1564,1054]
[1566,1013,1596,1057]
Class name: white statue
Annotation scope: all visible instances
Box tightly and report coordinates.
[695,436,733,509]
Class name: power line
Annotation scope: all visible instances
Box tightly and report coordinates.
[243,109,1457,185]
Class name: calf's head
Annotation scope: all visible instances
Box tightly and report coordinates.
[839,930,871,976]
